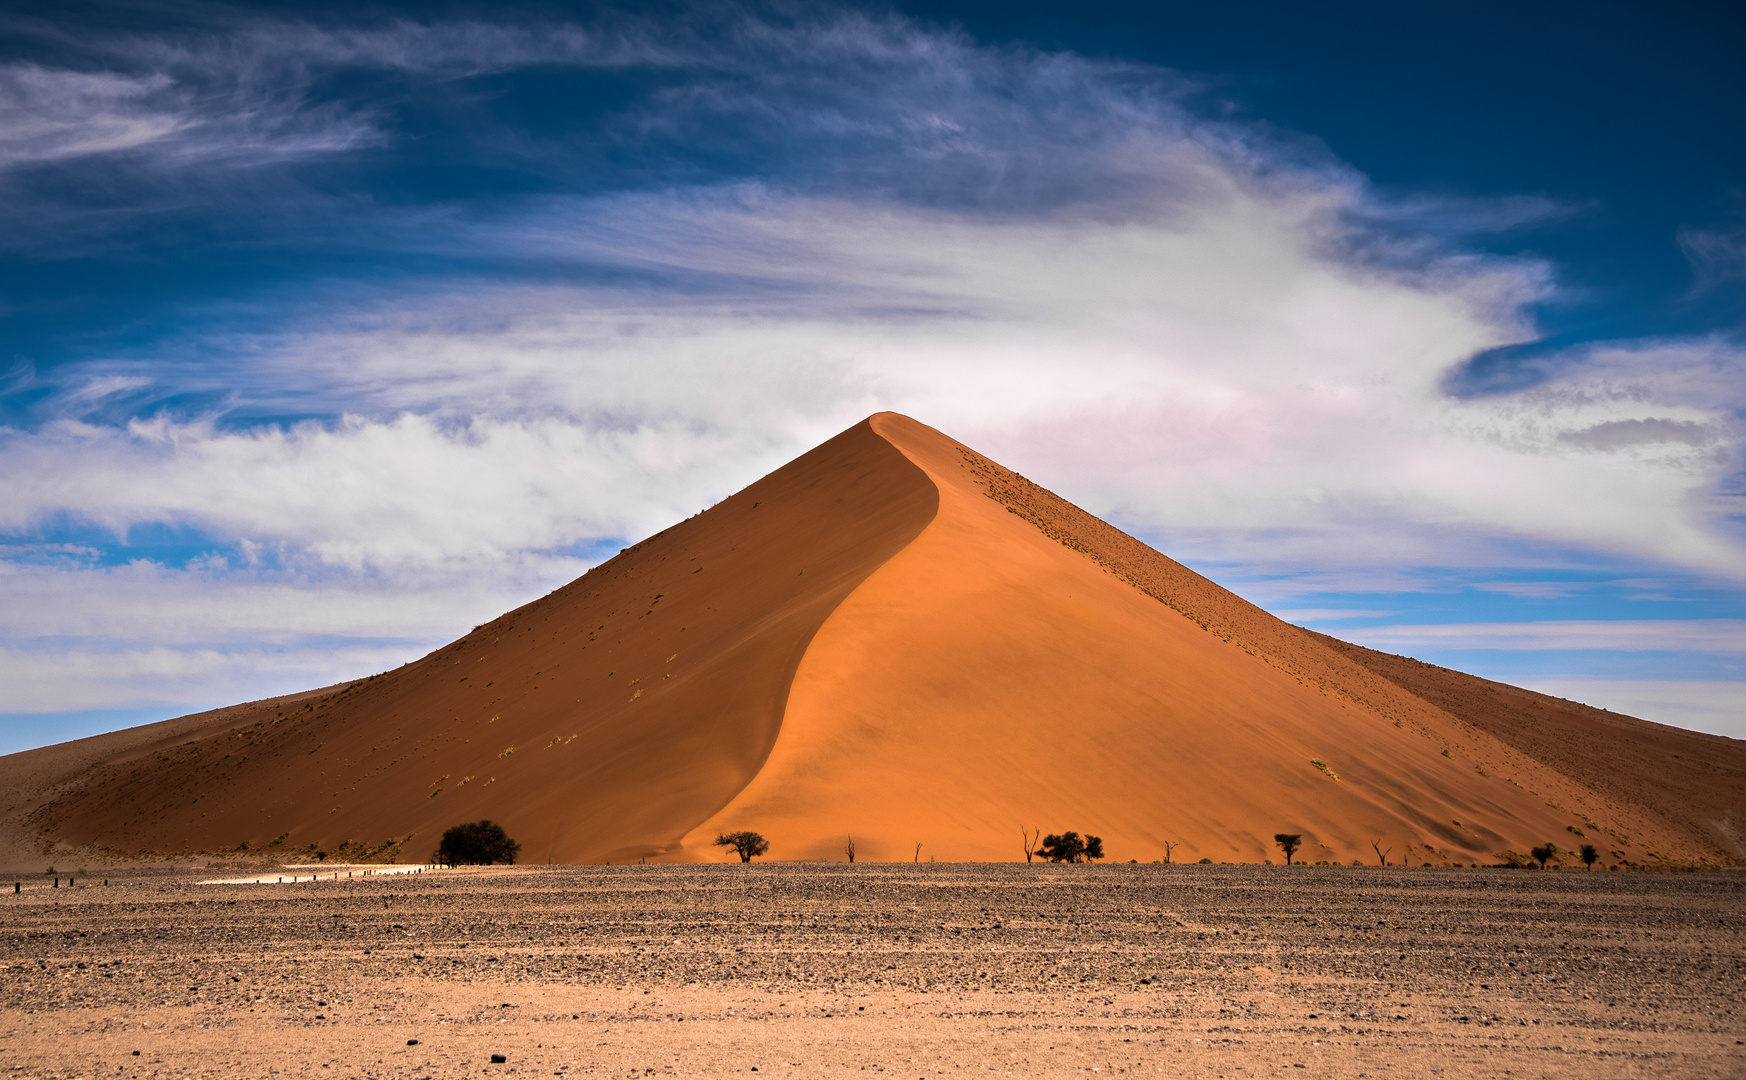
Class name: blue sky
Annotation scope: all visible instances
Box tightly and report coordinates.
[1,0,1742,752]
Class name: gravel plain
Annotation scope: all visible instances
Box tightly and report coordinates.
[3,863,1742,1079]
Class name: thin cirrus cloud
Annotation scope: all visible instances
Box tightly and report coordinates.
[0,5,1741,744]
[1342,620,1746,655]
[0,18,622,173]
[0,64,185,166]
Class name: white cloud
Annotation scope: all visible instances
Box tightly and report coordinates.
[0,64,184,165]
[1471,581,1589,599]
[1337,620,1746,654]
[38,183,1738,582]
[0,642,416,715]
[0,16,646,194]
[1678,213,1746,292]
[1517,678,1746,740]
[1272,609,1402,622]
[0,556,565,645]
[0,412,763,569]
[0,555,576,722]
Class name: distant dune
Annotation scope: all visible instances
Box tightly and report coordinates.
[4,414,1742,870]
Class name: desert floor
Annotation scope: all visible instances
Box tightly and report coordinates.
[2,864,1742,1079]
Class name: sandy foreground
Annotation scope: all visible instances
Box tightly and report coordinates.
[2,864,1742,1079]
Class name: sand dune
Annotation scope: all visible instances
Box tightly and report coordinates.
[3,413,1741,870]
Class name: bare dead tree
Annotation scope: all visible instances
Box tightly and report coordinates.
[1371,839,1392,867]
[914,842,922,863]
[844,835,856,863]
[1161,840,1177,865]
[1021,827,1038,864]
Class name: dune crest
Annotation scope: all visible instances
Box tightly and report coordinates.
[3,413,1741,869]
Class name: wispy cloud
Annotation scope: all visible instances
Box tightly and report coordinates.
[1339,620,1746,654]
[1471,581,1589,599]
[1678,199,1746,294]
[0,412,754,569]
[0,641,415,715]
[0,64,185,166]
[0,16,634,172]
[37,188,1736,579]
[1516,678,1746,740]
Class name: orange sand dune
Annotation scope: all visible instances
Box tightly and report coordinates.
[4,413,1741,869]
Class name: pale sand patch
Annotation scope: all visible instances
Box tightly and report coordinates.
[197,864,438,885]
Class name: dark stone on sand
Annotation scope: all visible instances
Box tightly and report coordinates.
[491,1053,507,1063]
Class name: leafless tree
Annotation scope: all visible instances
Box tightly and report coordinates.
[1371,839,1392,867]
[914,842,922,863]
[1161,840,1177,865]
[844,834,856,863]
[1021,827,1038,864]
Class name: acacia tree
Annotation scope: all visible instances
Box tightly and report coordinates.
[1371,839,1393,867]
[1035,832,1105,863]
[1580,844,1599,870]
[434,820,520,866]
[1274,833,1303,865]
[1036,832,1083,862]
[1530,843,1557,869]
[713,831,769,863]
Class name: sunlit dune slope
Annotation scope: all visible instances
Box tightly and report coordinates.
[12,419,937,865]
[1311,636,1746,865]
[684,415,1687,866]
[5,412,1740,870]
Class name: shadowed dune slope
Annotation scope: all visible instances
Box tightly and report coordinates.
[0,685,351,871]
[5,412,1741,870]
[7,419,937,866]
